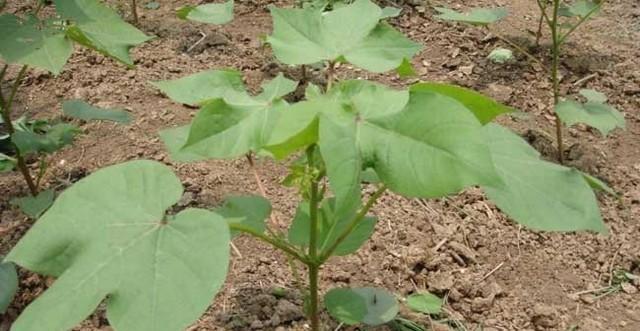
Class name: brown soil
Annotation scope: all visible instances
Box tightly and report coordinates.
[1,0,639,330]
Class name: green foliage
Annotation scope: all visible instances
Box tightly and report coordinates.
[151,69,245,106]
[11,189,55,219]
[406,292,442,315]
[0,153,16,172]
[288,199,377,256]
[177,0,234,24]
[6,161,230,331]
[487,47,514,63]
[0,260,18,314]
[0,14,73,75]
[556,89,625,136]
[559,0,601,17]
[12,123,80,155]
[55,0,152,66]
[481,124,606,233]
[434,7,508,25]
[267,0,421,72]
[325,287,399,325]
[215,195,272,236]
[63,99,132,124]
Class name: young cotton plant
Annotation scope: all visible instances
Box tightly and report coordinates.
[435,1,625,164]
[6,1,609,330]
[0,0,148,209]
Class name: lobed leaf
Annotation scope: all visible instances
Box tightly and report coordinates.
[0,14,73,74]
[434,7,508,26]
[54,0,152,66]
[12,123,80,155]
[481,124,606,233]
[7,160,231,331]
[63,99,132,124]
[150,69,245,106]
[267,0,421,72]
[325,287,398,326]
[555,89,625,136]
[177,0,234,25]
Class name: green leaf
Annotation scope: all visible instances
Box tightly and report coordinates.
[150,69,245,106]
[556,89,625,136]
[406,292,442,315]
[62,99,132,124]
[325,287,399,326]
[410,82,513,124]
[0,260,18,314]
[0,14,73,74]
[381,6,402,19]
[177,0,234,25]
[481,124,606,233]
[434,7,508,25]
[6,160,230,331]
[12,123,80,155]
[256,73,299,102]
[54,0,152,66]
[0,152,16,172]
[11,189,55,219]
[288,199,377,256]
[581,172,616,196]
[145,2,160,10]
[487,47,513,64]
[396,58,416,77]
[215,195,271,237]
[559,0,601,17]
[267,0,421,72]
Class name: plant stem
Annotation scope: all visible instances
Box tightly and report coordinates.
[0,65,38,195]
[550,0,564,164]
[228,222,309,264]
[319,185,386,262]
[305,145,321,331]
[131,0,138,24]
[325,61,336,91]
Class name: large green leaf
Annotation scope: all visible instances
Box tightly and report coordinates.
[177,0,234,24]
[161,74,297,161]
[6,160,231,331]
[54,0,152,66]
[434,7,508,25]
[288,199,377,256]
[150,69,245,106]
[215,195,271,237]
[325,287,398,326]
[267,0,421,72]
[555,89,625,136]
[482,124,606,233]
[0,14,73,74]
[63,99,132,124]
[265,80,501,198]
[411,83,513,124]
[0,260,18,314]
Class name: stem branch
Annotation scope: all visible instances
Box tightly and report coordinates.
[228,223,309,264]
[550,0,564,164]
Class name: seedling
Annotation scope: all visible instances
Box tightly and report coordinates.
[435,1,624,164]
[5,1,611,330]
[0,0,148,211]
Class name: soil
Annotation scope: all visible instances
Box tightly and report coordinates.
[1,0,639,330]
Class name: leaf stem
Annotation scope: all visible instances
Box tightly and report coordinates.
[550,0,564,164]
[485,26,549,72]
[319,184,386,262]
[305,144,321,331]
[228,223,309,264]
[558,1,604,44]
[0,65,38,195]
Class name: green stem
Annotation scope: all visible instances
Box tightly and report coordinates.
[535,1,548,46]
[0,65,38,195]
[550,0,564,164]
[305,145,321,331]
[558,1,604,44]
[319,185,386,262]
[228,223,309,264]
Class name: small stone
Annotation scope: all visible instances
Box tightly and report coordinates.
[621,282,638,294]
[532,304,558,329]
[471,295,495,312]
[428,272,455,293]
[580,294,596,304]
[250,320,263,329]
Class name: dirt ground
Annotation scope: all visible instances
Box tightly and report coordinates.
[1,0,639,330]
